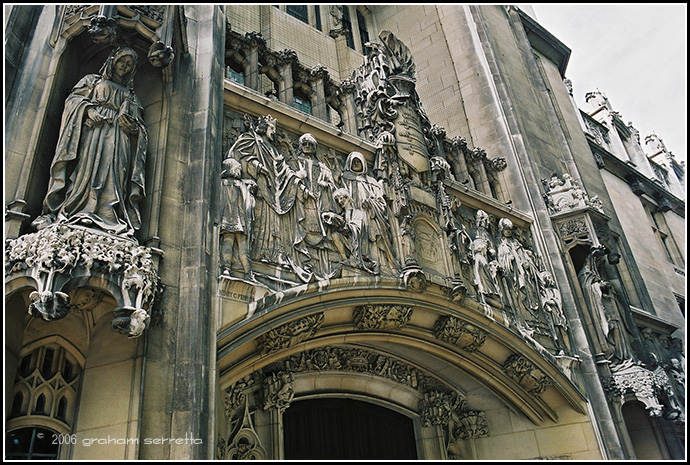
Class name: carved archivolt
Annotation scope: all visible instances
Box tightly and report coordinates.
[502,354,552,396]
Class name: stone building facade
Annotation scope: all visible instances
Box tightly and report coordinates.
[4,5,685,460]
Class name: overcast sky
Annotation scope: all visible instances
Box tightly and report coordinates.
[528,3,687,164]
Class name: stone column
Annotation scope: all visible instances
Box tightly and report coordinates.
[309,64,328,120]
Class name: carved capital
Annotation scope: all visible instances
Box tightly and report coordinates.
[419,391,454,427]
[455,410,489,439]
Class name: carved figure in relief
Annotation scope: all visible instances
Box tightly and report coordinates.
[293,133,338,276]
[219,157,256,280]
[469,210,501,306]
[341,151,399,274]
[32,46,148,238]
[227,115,302,266]
[539,270,569,354]
[496,218,540,333]
[322,188,372,272]
[577,246,636,367]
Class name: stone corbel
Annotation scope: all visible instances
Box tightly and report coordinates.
[603,363,682,422]
[5,223,162,338]
[399,257,428,292]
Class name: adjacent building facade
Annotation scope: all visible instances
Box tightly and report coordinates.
[4,5,685,460]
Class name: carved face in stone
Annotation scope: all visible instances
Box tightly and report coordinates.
[299,133,317,156]
[499,218,514,237]
[345,151,367,175]
[102,46,139,85]
[114,55,135,83]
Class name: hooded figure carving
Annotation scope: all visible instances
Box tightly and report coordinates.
[341,151,399,275]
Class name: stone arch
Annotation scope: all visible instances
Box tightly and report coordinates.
[216,276,589,459]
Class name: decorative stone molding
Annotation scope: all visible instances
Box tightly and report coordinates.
[603,363,683,422]
[419,391,454,427]
[541,172,604,215]
[221,401,266,460]
[454,410,489,439]
[433,316,487,353]
[5,223,161,337]
[255,313,324,355]
[224,377,256,418]
[502,354,552,395]
[262,371,294,414]
[353,304,413,330]
[277,346,446,393]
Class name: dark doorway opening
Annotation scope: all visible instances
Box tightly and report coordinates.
[284,398,418,460]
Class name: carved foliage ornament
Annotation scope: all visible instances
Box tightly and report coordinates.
[279,346,446,393]
[433,316,487,353]
[5,224,160,337]
[255,313,325,355]
[502,354,552,396]
[353,304,413,330]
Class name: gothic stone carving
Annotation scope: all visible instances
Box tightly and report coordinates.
[262,371,294,414]
[254,313,325,355]
[278,346,446,393]
[31,46,148,239]
[454,410,489,440]
[542,172,604,215]
[502,354,552,396]
[353,304,413,330]
[6,223,160,337]
[433,316,487,352]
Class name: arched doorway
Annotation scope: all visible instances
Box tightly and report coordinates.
[283,398,418,460]
[621,401,666,460]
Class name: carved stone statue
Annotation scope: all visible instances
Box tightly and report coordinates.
[577,246,636,367]
[322,188,369,271]
[219,157,256,280]
[539,270,569,354]
[227,115,302,267]
[341,151,399,275]
[469,210,501,308]
[496,218,540,334]
[293,133,338,277]
[32,46,149,238]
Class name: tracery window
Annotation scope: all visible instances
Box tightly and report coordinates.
[8,343,81,427]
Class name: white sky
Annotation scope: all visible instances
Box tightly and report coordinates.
[528,3,687,164]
